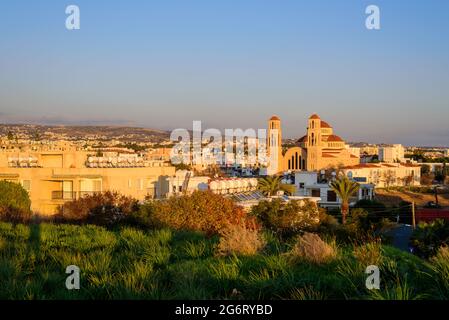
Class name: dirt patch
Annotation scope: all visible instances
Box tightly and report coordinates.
[375,189,449,207]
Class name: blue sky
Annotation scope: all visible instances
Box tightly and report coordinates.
[0,0,448,146]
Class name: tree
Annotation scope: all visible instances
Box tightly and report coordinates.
[383,170,396,188]
[172,162,192,171]
[7,131,14,140]
[442,161,448,185]
[0,181,32,222]
[200,164,223,178]
[330,175,360,224]
[421,164,431,176]
[251,198,320,238]
[403,174,414,187]
[258,176,296,197]
[57,191,138,226]
[135,191,255,235]
[435,170,445,184]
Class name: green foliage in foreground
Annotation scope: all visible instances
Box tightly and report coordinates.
[0,222,447,300]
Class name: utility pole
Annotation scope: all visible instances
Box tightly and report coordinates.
[412,201,416,229]
[434,186,439,206]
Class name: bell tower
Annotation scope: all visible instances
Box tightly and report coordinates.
[267,115,283,175]
[306,114,322,171]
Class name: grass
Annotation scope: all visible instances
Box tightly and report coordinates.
[0,222,447,300]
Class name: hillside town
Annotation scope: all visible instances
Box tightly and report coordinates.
[1,114,447,215]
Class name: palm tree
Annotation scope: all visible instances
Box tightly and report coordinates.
[258,176,282,197]
[258,176,296,197]
[330,175,360,224]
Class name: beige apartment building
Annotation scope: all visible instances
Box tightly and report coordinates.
[0,150,175,215]
[341,163,421,188]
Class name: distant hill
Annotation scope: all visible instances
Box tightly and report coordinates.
[0,124,171,143]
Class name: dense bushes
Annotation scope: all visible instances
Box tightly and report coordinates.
[56,191,139,226]
[251,199,320,238]
[317,207,395,244]
[0,181,32,223]
[410,219,449,258]
[134,191,256,235]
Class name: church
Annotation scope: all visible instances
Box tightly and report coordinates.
[267,114,360,174]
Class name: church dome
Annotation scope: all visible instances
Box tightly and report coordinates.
[326,135,344,142]
[309,114,320,120]
[270,115,281,121]
[320,120,332,128]
[297,135,307,143]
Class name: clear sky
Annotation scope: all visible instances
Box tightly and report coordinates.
[0,0,448,146]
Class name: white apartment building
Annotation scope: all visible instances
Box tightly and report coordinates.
[345,145,361,158]
[378,144,405,163]
[341,163,421,188]
[293,171,375,208]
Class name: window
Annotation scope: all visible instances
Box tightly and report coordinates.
[299,183,305,189]
[22,180,31,192]
[327,190,337,202]
[295,152,299,170]
[139,179,144,190]
[311,189,320,197]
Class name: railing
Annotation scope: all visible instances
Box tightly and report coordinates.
[78,191,101,198]
[51,191,101,200]
[51,191,77,200]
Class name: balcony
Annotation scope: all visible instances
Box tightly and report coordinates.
[51,191,77,200]
[51,191,101,200]
[78,191,101,198]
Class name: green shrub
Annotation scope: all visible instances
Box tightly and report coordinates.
[344,208,395,243]
[354,199,388,221]
[410,219,449,258]
[428,246,449,299]
[0,181,32,223]
[56,191,139,226]
[251,199,320,238]
[353,240,383,267]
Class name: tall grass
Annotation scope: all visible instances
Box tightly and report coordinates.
[0,222,442,300]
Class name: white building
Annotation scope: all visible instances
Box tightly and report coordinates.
[168,170,261,196]
[293,171,375,208]
[341,163,421,188]
[168,170,210,196]
[345,145,361,158]
[378,144,405,163]
[445,149,449,157]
